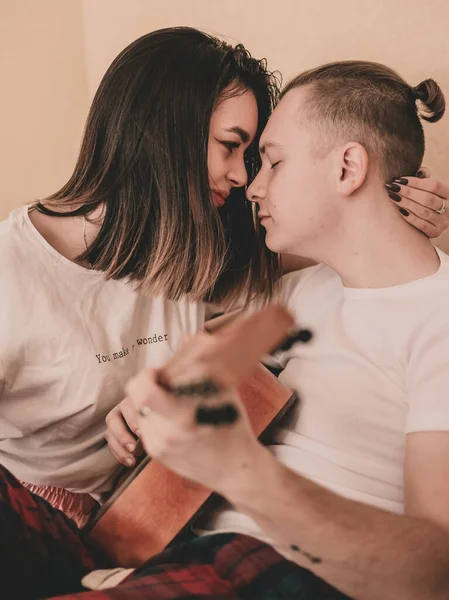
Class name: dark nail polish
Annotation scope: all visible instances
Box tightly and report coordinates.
[171,379,222,397]
[271,328,313,354]
[399,207,409,216]
[196,404,239,425]
[394,178,408,185]
[388,192,401,202]
[385,183,401,192]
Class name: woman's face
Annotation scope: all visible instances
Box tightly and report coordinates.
[208,90,258,207]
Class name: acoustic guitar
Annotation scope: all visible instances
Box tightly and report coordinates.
[86,305,301,567]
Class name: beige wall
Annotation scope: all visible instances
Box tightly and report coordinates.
[0,0,88,219]
[81,0,449,184]
[2,0,449,245]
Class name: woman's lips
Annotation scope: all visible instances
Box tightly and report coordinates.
[212,190,229,207]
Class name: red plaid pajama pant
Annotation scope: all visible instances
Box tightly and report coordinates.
[0,464,351,600]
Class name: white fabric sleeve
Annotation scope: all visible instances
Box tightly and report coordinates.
[406,326,449,433]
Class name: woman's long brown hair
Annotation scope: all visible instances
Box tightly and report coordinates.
[38,27,281,307]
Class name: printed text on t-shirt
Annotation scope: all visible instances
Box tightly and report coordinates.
[95,333,168,364]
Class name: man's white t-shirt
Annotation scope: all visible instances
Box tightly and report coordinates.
[0,206,208,495]
[199,248,449,542]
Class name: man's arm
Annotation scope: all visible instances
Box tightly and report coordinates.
[128,307,449,600]
[224,432,449,600]
[404,431,449,531]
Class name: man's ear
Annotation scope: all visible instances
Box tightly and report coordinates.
[336,142,369,197]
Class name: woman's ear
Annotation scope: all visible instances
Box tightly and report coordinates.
[337,142,369,197]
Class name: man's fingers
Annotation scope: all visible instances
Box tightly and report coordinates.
[126,368,195,423]
[161,305,295,390]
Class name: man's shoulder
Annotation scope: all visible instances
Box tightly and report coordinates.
[410,250,449,320]
[403,253,449,361]
[280,263,341,305]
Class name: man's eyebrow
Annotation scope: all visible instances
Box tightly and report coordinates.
[224,127,250,144]
[259,141,283,154]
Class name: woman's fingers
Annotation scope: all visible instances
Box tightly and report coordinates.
[393,206,438,238]
[120,398,140,436]
[105,430,135,466]
[388,178,446,207]
[105,401,139,466]
[386,176,449,238]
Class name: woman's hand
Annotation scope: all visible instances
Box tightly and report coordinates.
[386,169,449,238]
[105,397,141,467]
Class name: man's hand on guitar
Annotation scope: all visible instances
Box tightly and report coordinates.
[125,305,297,495]
[126,366,265,495]
[105,397,141,467]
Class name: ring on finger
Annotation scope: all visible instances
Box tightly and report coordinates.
[139,406,151,417]
[435,199,446,215]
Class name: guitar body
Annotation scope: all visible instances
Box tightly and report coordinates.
[86,364,296,567]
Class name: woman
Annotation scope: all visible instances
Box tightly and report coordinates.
[0,27,447,528]
[0,27,279,526]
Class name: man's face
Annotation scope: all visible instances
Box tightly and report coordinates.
[247,88,338,256]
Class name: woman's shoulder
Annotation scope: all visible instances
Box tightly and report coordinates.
[0,205,52,314]
[0,205,33,268]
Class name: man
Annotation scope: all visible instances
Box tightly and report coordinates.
[131,62,449,599]
[2,61,449,600]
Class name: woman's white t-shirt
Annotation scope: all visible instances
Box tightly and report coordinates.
[0,206,208,494]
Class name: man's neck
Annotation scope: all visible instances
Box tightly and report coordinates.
[303,193,440,289]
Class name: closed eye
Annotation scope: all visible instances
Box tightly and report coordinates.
[218,140,241,154]
[271,161,281,169]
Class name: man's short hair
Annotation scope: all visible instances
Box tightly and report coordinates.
[283,61,445,180]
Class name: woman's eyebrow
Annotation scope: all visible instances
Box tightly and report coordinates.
[224,126,250,144]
